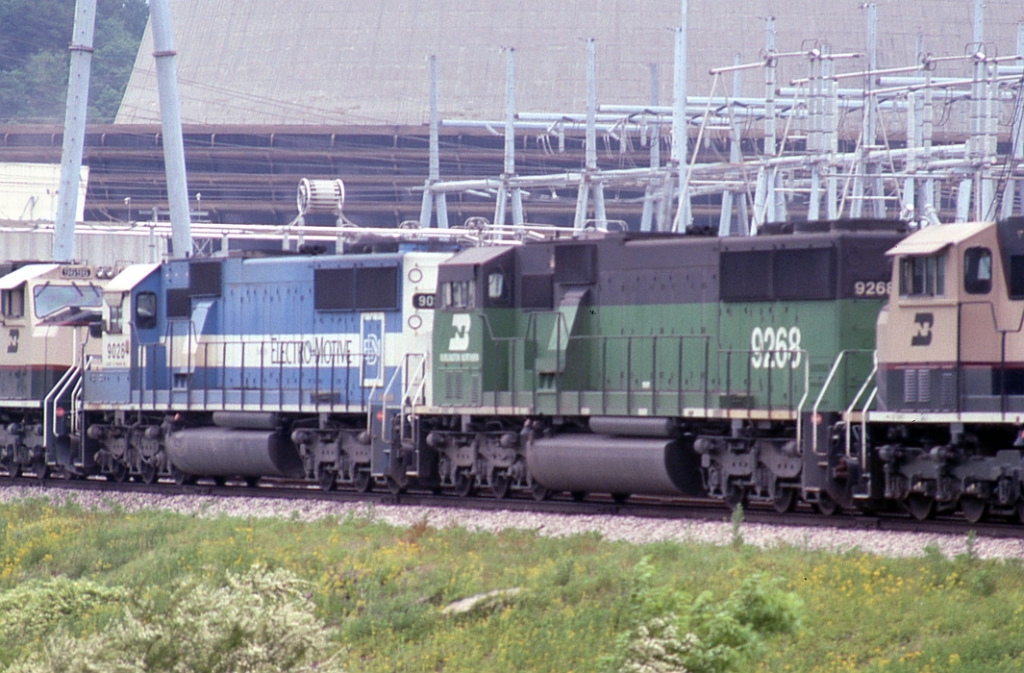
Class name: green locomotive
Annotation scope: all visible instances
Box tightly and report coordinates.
[413,220,905,511]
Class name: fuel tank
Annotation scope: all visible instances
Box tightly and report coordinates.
[527,433,703,496]
[166,428,304,479]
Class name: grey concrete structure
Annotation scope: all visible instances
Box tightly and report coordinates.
[116,0,1024,128]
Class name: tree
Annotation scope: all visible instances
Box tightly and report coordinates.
[0,0,149,123]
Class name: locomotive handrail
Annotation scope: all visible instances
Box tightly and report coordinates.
[715,347,808,417]
[811,349,875,455]
[474,310,718,416]
[368,358,405,441]
[43,331,86,448]
[793,351,811,451]
[844,351,879,463]
[860,387,879,471]
[402,352,428,444]
[471,311,819,420]
[44,360,82,452]
[70,348,97,440]
[404,353,428,405]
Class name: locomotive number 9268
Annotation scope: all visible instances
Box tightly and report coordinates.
[853,280,892,297]
[750,326,803,370]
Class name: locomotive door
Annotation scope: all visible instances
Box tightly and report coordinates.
[958,301,1000,413]
[360,312,385,388]
[362,311,396,480]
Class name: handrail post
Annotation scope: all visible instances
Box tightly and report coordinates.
[811,350,852,454]
[627,335,633,415]
[860,388,878,470]
[677,337,684,415]
[794,351,810,452]
[845,351,879,458]
[220,340,226,410]
[651,335,658,415]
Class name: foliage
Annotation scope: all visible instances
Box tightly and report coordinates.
[0,575,127,647]
[607,557,802,673]
[729,504,743,549]
[0,0,149,123]
[1,496,1024,671]
[6,565,345,673]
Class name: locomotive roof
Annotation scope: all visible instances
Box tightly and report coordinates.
[104,263,160,294]
[0,263,59,290]
[441,245,514,267]
[884,221,991,257]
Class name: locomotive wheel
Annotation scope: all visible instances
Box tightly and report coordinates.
[772,488,796,514]
[139,463,159,485]
[354,469,373,494]
[213,477,227,487]
[245,477,261,489]
[5,461,22,479]
[723,483,747,511]
[906,494,935,521]
[454,472,475,498]
[530,480,551,502]
[570,491,587,503]
[386,475,406,495]
[316,466,336,492]
[612,493,630,505]
[959,496,987,524]
[107,463,129,483]
[491,473,510,500]
[172,468,195,486]
[32,457,49,481]
[814,492,839,516]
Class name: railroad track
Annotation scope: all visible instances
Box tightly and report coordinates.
[5,474,1021,541]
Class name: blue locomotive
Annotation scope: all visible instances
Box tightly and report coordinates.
[80,245,450,489]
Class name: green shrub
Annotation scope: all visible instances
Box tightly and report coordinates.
[0,576,128,667]
[608,558,801,673]
[7,565,346,673]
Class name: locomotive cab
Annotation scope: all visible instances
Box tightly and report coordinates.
[873,218,1024,520]
[0,263,113,477]
[876,219,1024,414]
[433,245,516,408]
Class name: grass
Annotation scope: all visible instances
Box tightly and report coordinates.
[0,494,1022,672]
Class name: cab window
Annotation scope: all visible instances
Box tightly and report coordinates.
[899,254,945,297]
[1,287,24,318]
[963,247,992,295]
[33,282,103,319]
[135,292,158,329]
[443,280,475,309]
[107,302,123,334]
[486,271,510,306]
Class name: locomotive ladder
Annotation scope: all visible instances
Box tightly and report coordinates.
[368,353,427,480]
[43,356,87,468]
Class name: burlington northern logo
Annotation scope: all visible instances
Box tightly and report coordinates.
[911,312,933,347]
[448,314,471,351]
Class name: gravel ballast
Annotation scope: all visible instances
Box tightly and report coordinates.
[2,485,1022,560]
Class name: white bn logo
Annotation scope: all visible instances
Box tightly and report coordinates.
[448,314,471,351]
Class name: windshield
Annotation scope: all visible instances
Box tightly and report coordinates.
[33,283,104,319]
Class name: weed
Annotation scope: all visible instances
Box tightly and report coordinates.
[551,557,574,587]
[961,529,978,565]
[404,514,432,544]
[607,559,801,673]
[730,504,744,549]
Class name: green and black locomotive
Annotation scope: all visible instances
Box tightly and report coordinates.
[412,220,904,512]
